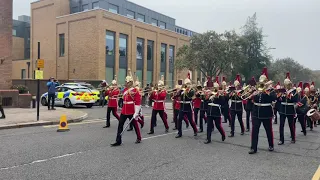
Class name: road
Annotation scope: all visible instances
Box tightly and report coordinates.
[0,106,320,180]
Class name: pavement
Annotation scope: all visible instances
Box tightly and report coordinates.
[0,107,88,130]
[0,105,320,179]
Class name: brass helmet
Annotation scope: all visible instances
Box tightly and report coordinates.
[310,82,315,92]
[234,74,241,87]
[297,81,303,93]
[221,76,227,89]
[259,67,268,83]
[125,69,134,86]
[111,75,117,86]
[303,82,310,94]
[158,75,165,88]
[213,76,220,90]
[283,72,292,89]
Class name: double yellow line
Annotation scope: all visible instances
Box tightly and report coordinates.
[313,166,320,180]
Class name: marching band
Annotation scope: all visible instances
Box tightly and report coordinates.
[106,68,320,154]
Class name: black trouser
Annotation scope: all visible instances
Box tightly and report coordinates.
[106,107,120,126]
[273,108,278,123]
[178,111,197,136]
[251,117,274,151]
[174,109,179,128]
[222,107,231,124]
[0,105,5,117]
[279,114,295,142]
[296,114,306,134]
[47,93,55,109]
[118,98,123,108]
[115,114,141,143]
[230,110,244,134]
[307,116,314,129]
[150,110,169,132]
[207,116,225,142]
[199,110,206,131]
[245,110,251,130]
[194,108,200,125]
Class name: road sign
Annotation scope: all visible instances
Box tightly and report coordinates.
[35,70,43,79]
[37,59,44,68]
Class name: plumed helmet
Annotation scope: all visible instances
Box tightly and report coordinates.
[303,82,310,92]
[297,81,303,92]
[259,67,268,83]
[111,75,117,85]
[184,72,191,85]
[206,76,213,88]
[284,72,292,85]
[125,69,134,83]
[234,74,241,86]
[214,76,220,88]
[310,82,315,91]
[221,76,227,86]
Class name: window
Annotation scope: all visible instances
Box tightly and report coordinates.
[179,29,182,34]
[147,41,153,61]
[106,31,115,55]
[169,45,175,88]
[136,70,143,86]
[137,13,145,22]
[118,68,126,85]
[106,67,114,84]
[26,48,30,59]
[147,40,154,84]
[161,44,167,80]
[12,29,16,36]
[109,3,119,14]
[161,44,167,62]
[119,34,127,57]
[59,34,65,57]
[151,19,158,26]
[72,6,78,13]
[92,2,99,9]
[21,69,26,79]
[127,10,135,19]
[82,4,89,11]
[159,21,166,29]
[136,38,143,60]
[147,71,152,84]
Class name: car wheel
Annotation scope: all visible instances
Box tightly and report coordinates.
[41,97,47,106]
[86,103,93,108]
[64,99,73,108]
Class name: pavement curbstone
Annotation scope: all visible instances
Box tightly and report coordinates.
[0,113,88,130]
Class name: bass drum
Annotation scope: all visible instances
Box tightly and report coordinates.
[307,109,320,122]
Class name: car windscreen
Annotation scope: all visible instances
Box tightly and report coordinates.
[72,88,91,93]
[82,84,96,90]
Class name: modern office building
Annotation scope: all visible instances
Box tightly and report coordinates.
[12,0,199,87]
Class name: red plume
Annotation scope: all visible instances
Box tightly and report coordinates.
[222,76,226,82]
[275,81,281,89]
[215,76,220,84]
[262,67,268,79]
[286,72,290,80]
[235,74,241,82]
[298,81,303,88]
[187,71,191,79]
[311,81,315,86]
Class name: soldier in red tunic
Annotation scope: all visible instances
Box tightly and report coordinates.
[171,82,189,130]
[148,75,169,134]
[193,81,202,129]
[104,75,120,128]
[111,69,142,146]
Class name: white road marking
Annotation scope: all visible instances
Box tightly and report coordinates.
[142,128,192,140]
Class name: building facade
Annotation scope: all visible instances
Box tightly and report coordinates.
[12,0,199,87]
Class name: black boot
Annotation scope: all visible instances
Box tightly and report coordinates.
[135,139,141,144]
[103,125,110,128]
[110,141,121,147]
[147,130,154,135]
[175,134,182,138]
[248,149,257,154]
[204,139,211,144]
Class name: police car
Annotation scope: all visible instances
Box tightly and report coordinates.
[40,85,96,108]
[61,82,108,104]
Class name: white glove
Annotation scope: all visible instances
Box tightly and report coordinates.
[133,105,141,119]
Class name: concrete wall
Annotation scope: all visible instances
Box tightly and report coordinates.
[12,37,25,60]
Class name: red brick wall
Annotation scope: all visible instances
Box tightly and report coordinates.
[0,0,13,89]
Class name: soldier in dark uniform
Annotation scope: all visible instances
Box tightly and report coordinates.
[296,82,308,135]
[204,77,226,144]
[221,77,231,127]
[244,76,256,132]
[229,74,245,137]
[249,67,275,154]
[198,77,211,133]
[309,82,319,127]
[193,81,202,131]
[278,72,299,145]
[175,76,198,138]
[0,95,5,119]
[273,82,281,124]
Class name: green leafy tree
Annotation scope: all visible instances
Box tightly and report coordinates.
[175,31,245,78]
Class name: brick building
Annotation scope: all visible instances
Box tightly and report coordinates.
[12,0,201,88]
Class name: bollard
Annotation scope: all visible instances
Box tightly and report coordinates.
[32,96,36,108]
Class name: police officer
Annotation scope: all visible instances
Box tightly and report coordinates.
[175,76,198,138]
[205,76,226,144]
[229,74,245,137]
[249,67,275,154]
[278,72,299,145]
[0,95,5,119]
[296,82,308,135]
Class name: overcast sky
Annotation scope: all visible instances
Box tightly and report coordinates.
[13,0,320,70]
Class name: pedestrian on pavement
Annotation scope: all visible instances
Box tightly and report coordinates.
[229,74,245,137]
[103,75,120,128]
[249,67,275,154]
[111,69,142,146]
[147,75,169,135]
[204,76,226,144]
[0,95,6,119]
[175,73,198,138]
[46,77,59,110]
[244,77,256,132]
[278,72,298,145]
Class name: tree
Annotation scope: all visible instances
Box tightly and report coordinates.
[175,31,245,78]
[232,13,271,81]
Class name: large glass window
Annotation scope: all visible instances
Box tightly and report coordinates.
[82,4,89,11]
[147,71,153,85]
[147,41,153,61]
[71,6,78,13]
[159,21,166,29]
[118,68,126,85]
[93,2,99,9]
[109,3,119,14]
[59,34,65,57]
[127,10,135,19]
[136,38,143,60]
[136,70,143,86]
[169,45,175,88]
[106,67,114,84]
[21,69,26,79]
[137,13,145,22]
[147,40,154,84]
[119,34,127,57]
[136,38,144,86]
[161,43,167,83]
[106,31,115,55]
[151,19,158,26]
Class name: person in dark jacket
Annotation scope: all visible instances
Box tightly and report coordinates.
[296,82,308,136]
[0,95,5,119]
[46,77,60,110]
[273,82,282,124]
[278,72,299,145]
[244,77,257,132]
[249,67,276,154]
